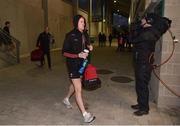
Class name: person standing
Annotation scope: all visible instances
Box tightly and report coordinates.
[98,32,102,47]
[3,21,15,51]
[130,17,156,116]
[36,26,53,69]
[102,33,106,47]
[108,33,113,47]
[62,15,95,123]
[116,34,123,52]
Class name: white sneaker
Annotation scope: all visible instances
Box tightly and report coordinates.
[62,98,72,109]
[83,112,96,123]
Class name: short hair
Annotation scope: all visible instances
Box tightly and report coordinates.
[5,21,10,25]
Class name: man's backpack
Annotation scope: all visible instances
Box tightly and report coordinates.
[82,64,101,91]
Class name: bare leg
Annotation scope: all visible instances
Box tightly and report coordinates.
[63,84,74,109]
[72,78,86,114]
[65,84,74,99]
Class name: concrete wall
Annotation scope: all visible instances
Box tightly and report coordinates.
[48,0,73,50]
[147,0,162,104]
[146,0,180,107]
[149,39,162,103]
[157,0,180,106]
[0,0,44,57]
[90,22,101,37]
[18,0,42,8]
[0,0,74,58]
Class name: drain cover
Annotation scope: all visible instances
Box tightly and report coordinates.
[97,69,114,75]
[111,76,133,83]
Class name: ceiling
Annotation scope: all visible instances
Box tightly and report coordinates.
[111,0,131,17]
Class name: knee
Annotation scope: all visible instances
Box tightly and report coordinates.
[75,87,82,94]
[72,79,82,93]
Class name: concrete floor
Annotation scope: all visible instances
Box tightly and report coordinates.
[0,46,179,125]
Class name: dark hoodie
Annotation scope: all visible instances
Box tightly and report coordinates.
[62,15,91,72]
[62,15,90,59]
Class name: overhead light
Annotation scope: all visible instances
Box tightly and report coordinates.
[114,0,117,3]
[117,10,119,12]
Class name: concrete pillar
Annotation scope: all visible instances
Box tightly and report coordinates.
[145,0,180,107]
[42,0,48,27]
[72,0,78,16]
[88,0,92,35]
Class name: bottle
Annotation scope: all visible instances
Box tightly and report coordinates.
[79,49,89,75]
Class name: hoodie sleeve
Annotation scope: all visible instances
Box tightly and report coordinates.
[62,33,79,58]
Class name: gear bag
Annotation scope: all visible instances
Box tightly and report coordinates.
[31,48,43,61]
[82,64,101,91]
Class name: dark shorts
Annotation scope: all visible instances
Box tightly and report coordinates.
[66,58,83,79]
[68,71,81,79]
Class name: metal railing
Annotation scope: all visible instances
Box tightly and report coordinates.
[0,28,20,64]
